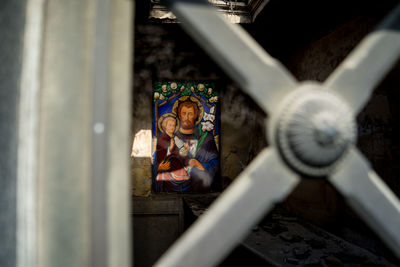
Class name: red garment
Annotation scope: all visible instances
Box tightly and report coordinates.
[155,133,189,191]
[156,133,184,172]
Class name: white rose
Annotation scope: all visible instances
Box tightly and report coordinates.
[159,94,165,100]
[171,82,177,90]
[162,85,167,92]
[210,96,218,103]
[197,83,205,91]
[154,92,160,99]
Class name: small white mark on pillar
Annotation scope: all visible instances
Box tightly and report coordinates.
[94,122,105,134]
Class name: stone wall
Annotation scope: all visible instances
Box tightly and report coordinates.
[131,0,400,226]
[131,23,267,196]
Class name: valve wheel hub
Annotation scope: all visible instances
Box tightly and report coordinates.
[275,83,356,176]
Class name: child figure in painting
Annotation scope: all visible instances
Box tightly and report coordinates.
[155,114,190,192]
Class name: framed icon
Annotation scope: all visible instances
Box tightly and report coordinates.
[152,81,219,192]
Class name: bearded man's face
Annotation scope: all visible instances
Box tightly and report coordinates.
[179,106,196,129]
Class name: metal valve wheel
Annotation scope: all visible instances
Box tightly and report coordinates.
[155,1,400,266]
[271,82,357,177]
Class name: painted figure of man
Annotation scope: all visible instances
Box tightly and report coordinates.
[174,100,219,191]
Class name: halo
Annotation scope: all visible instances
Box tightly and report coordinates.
[172,96,204,125]
[158,113,180,134]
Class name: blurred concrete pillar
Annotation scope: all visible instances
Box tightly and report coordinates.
[16,0,133,267]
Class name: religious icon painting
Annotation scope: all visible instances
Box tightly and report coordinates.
[152,81,220,193]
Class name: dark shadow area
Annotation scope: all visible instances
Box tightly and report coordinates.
[0,0,27,266]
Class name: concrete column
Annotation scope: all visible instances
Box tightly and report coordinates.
[16,0,133,267]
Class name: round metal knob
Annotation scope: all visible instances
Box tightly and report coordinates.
[275,83,356,176]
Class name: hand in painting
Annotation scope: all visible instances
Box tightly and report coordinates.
[189,159,205,171]
[158,160,171,171]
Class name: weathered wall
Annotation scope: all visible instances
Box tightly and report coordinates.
[131,23,266,196]
[132,0,400,227]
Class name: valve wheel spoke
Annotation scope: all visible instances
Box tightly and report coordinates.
[329,148,400,258]
[155,148,299,267]
[167,0,297,114]
[324,4,400,114]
